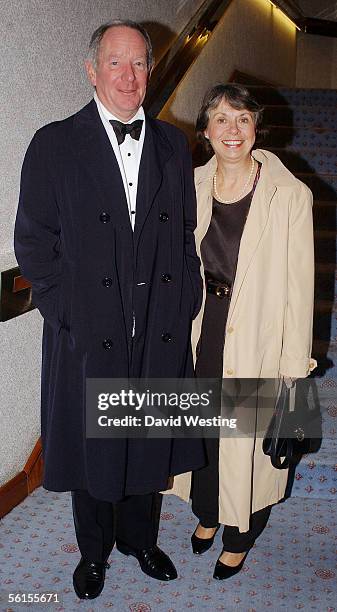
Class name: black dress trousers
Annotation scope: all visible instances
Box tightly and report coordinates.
[71,489,163,562]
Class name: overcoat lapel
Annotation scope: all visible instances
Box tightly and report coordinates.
[72,100,131,228]
[194,178,213,256]
[134,116,173,247]
[227,155,277,324]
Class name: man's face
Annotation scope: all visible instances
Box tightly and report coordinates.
[86,26,150,121]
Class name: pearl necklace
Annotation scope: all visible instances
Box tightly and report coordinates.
[213,156,255,204]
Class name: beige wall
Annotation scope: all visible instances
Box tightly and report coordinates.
[296,32,337,88]
[159,0,297,140]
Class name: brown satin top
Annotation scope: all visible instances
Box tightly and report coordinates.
[200,164,261,285]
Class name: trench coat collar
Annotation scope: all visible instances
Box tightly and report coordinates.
[195,148,299,189]
[72,100,174,241]
[195,149,291,324]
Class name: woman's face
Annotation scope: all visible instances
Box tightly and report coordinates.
[204,98,256,164]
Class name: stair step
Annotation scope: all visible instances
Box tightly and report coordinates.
[247,86,337,107]
[295,173,337,200]
[263,126,337,150]
[266,147,337,175]
[264,106,337,129]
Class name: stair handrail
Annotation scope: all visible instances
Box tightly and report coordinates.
[274,0,337,38]
[145,0,233,116]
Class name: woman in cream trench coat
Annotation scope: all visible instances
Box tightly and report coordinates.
[169,84,316,577]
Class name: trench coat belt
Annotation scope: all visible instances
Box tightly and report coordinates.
[206,278,231,299]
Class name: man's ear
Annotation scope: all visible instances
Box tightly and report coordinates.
[85,60,96,87]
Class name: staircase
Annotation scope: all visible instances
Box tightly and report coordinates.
[249,85,337,500]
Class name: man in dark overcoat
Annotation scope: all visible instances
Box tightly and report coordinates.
[14,19,204,599]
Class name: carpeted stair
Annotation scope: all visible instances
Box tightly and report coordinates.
[250,85,337,500]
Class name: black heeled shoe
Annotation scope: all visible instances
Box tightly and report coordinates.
[213,550,249,580]
[191,524,220,555]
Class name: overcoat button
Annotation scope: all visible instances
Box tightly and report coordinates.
[159,211,169,222]
[103,338,113,350]
[161,273,172,283]
[100,212,110,223]
[102,277,113,287]
[162,332,172,342]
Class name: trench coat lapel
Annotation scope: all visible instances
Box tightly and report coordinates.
[194,156,215,254]
[134,116,173,246]
[72,100,131,228]
[227,151,277,324]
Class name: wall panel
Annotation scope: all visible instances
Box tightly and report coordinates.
[159,0,297,140]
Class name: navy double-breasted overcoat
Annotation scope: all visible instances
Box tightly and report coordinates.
[14,100,204,501]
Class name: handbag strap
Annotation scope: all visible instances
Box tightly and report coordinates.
[270,381,294,469]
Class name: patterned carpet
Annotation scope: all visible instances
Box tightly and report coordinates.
[0,487,336,612]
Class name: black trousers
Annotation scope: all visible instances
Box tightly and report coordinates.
[71,490,163,563]
[191,438,271,553]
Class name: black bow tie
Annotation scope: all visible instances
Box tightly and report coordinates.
[109,119,143,145]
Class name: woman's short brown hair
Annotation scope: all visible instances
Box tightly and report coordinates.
[196,83,265,151]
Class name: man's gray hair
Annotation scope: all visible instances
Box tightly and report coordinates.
[87,19,154,70]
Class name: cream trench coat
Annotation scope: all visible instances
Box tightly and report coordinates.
[168,149,317,532]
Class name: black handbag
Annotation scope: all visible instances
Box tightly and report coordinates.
[262,380,320,470]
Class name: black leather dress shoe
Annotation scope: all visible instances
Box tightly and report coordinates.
[191,524,220,555]
[73,558,110,599]
[116,542,177,581]
[213,550,249,580]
